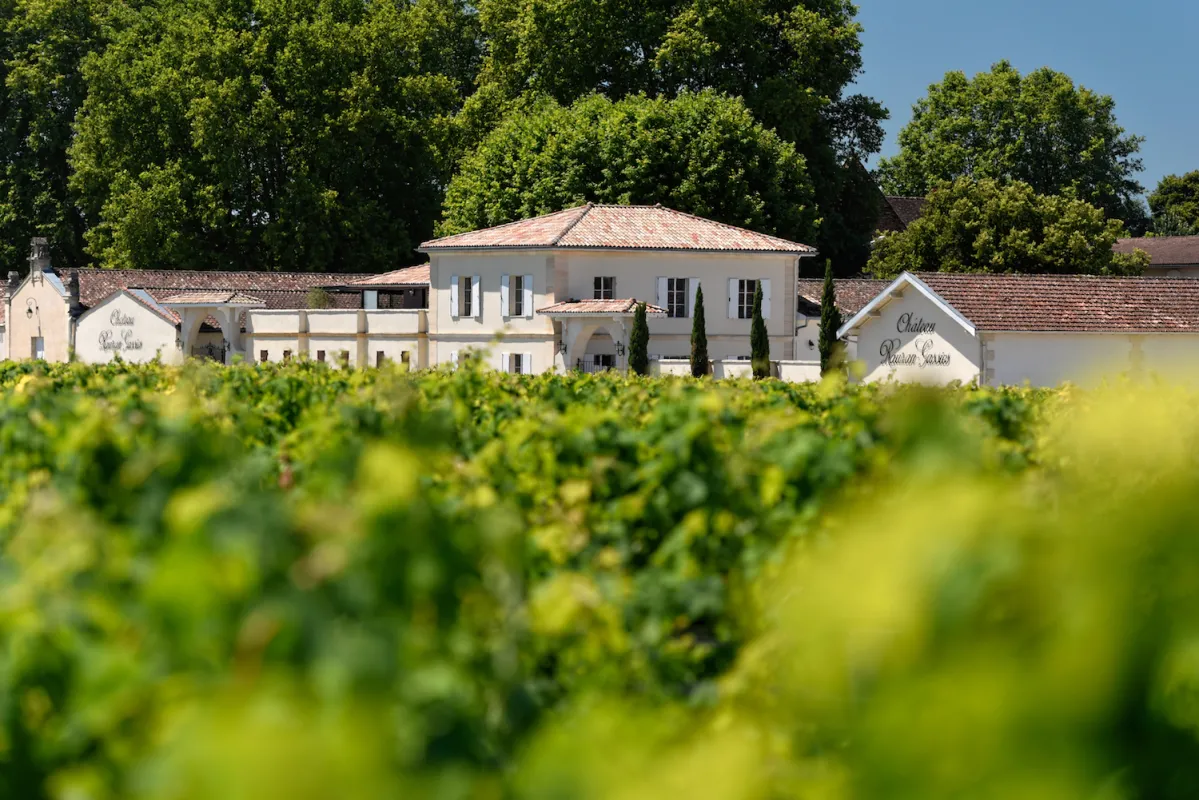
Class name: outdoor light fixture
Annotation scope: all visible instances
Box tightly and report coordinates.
[25,299,37,320]
[557,341,568,354]
[808,340,815,349]
[615,342,626,356]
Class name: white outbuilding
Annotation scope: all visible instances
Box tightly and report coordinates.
[835,272,1199,387]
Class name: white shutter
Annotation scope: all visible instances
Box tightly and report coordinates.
[471,275,481,319]
[450,275,459,317]
[523,352,533,374]
[364,290,378,310]
[523,275,534,319]
[500,351,509,373]
[761,279,772,320]
[728,279,738,318]
[687,278,699,318]
[657,277,668,309]
[450,350,459,367]
[500,275,510,318]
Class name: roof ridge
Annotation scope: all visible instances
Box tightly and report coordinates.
[624,204,815,251]
[550,203,594,245]
[427,205,591,246]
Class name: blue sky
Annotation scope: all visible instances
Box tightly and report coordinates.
[852,0,1199,194]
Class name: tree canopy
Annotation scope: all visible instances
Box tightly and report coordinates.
[68,0,474,272]
[0,0,108,272]
[868,178,1149,278]
[439,91,819,246]
[878,61,1144,225]
[467,0,887,273]
[1148,171,1199,234]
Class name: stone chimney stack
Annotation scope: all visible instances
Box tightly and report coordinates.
[68,270,82,317]
[28,237,50,275]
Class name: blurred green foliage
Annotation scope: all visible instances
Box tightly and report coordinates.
[10,360,1196,798]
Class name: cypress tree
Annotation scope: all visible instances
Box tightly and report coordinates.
[629,302,649,376]
[690,284,709,377]
[750,281,770,379]
[819,259,843,375]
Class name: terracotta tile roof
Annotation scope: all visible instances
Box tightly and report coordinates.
[125,289,181,324]
[908,273,1199,332]
[537,298,668,315]
[1113,236,1199,267]
[347,264,430,287]
[876,196,928,234]
[157,290,265,305]
[73,268,372,310]
[796,278,890,316]
[421,204,816,255]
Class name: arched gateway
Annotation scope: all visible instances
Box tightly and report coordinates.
[537,299,667,373]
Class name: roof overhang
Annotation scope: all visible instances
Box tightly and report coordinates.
[837,272,976,340]
[420,245,817,257]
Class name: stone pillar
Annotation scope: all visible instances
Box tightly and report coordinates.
[28,237,50,275]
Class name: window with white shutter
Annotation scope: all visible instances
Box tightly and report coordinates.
[523,274,534,319]
[501,275,510,317]
[509,276,523,317]
[450,274,460,317]
[470,275,481,319]
[761,279,772,320]
[523,352,533,374]
[666,278,687,318]
[727,278,738,318]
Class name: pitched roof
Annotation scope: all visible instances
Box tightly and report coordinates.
[347,265,430,287]
[421,204,817,255]
[796,278,891,316]
[537,299,668,315]
[157,290,265,306]
[843,272,1199,334]
[876,196,928,234]
[1113,236,1199,267]
[73,268,371,311]
[125,289,181,324]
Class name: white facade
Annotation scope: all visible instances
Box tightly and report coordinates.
[74,290,181,364]
[839,272,1199,388]
[426,249,804,372]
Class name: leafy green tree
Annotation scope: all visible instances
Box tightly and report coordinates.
[869,178,1149,278]
[1148,210,1198,238]
[1149,171,1199,233]
[878,61,1144,224]
[439,92,818,245]
[750,282,770,379]
[690,284,709,378]
[818,259,842,376]
[0,0,108,272]
[467,0,888,274]
[69,0,474,272]
[628,302,649,376]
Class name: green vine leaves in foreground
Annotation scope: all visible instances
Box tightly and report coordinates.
[13,361,1199,798]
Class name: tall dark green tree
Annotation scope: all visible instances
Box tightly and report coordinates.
[750,281,770,379]
[439,92,817,245]
[70,0,477,272]
[878,61,1144,225]
[818,260,842,376]
[628,302,649,376]
[466,0,888,273]
[0,0,108,272]
[690,284,709,378]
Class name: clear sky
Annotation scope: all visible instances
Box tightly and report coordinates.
[852,0,1199,195]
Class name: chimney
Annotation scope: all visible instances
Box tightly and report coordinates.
[68,270,82,317]
[28,237,50,275]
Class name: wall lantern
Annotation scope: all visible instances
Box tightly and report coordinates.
[557,341,568,354]
[25,299,38,320]
[615,341,626,357]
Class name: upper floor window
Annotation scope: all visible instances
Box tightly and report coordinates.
[451,274,478,318]
[594,276,615,300]
[667,278,688,318]
[460,277,472,317]
[737,279,758,320]
[510,275,525,316]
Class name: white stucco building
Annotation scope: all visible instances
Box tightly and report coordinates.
[830,272,1199,388]
[417,204,818,373]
